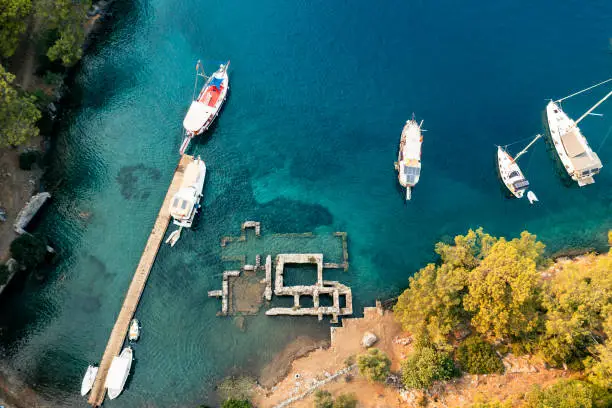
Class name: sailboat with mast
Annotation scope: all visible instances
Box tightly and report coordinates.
[546,78,611,186]
[180,60,230,155]
[497,134,541,201]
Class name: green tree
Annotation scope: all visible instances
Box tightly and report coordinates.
[394,262,468,346]
[0,0,32,57]
[36,0,90,66]
[333,394,357,408]
[539,252,612,367]
[0,63,41,146]
[314,390,333,408]
[9,233,47,270]
[434,228,497,269]
[464,233,544,341]
[357,348,391,382]
[221,399,252,408]
[401,346,457,390]
[584,310,612,390]
[524,380,601,408]
[457,336,504,374]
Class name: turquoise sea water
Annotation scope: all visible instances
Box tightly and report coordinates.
[1,0,612,406]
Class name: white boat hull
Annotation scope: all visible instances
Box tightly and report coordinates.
[545,101,601,186]
[497,146,529,199]
[128,319,140,342]
[105,347,133,400]
[396,119,423,200]
[169,158,207,230]
[180,62,230,154]
[80,365,98,396]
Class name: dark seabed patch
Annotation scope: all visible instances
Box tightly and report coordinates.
[258,198,333,233]
[116,164,162,200]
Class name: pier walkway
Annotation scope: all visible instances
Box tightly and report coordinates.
[88,154,193,407]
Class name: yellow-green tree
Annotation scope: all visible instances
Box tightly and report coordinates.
[463,232,544,341]
[394,263,467,346]
[0,0,32,57]
[434,228,497,269]
[0,63,41,146]
[540,251,612,367]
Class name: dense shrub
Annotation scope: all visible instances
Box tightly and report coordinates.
[10,233,47,270]
[0,265,10,285]
[357,348,391,382]
[401,346,458,390]
[19,150,41,170]
[457,336,504,374]
[333,393,357,408]
[524,380,611,408]
[314,390,333,408]
[221,399,252,408]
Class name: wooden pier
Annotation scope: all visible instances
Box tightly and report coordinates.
[88,154,193,407]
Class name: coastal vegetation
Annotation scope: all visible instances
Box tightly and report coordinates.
[0,64,41,147]
[392,228,612,397]
[314,390,357,408]
[1,0,91,65]
[356,348,391,382]
[10,233,47,270]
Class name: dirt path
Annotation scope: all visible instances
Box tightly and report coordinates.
[11,14,41,91]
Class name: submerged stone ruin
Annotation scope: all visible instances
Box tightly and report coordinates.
[208,221,352,323]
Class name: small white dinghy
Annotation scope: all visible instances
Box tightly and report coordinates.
[80,365,98,396]
[105,347,133,400]
[128,318,140,342]
[527,191,539,204]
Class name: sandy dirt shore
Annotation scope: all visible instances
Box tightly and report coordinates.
[254,304,568,408]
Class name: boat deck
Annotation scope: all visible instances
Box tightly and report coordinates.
[88,154,194,407]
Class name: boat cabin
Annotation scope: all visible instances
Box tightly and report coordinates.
[560,128,602,178]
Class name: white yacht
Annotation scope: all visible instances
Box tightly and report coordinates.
[169,157,206,229]
[396,117,423,200]
[165,157,207,246]
[546,79,611,186]
[105,347,133,400]
[180,61,230,154]
[80,365,98,396]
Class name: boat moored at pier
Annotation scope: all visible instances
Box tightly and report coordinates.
[180,61,230,155]
[105,347,133,400]
[81,365,98,396]
[165,156,207,246]
[395,117,423,200]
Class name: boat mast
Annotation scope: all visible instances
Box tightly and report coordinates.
[555,78,612,103]
[513,134,542,161]
[574,89,612,126]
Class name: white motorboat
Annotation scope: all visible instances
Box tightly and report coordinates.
[180,60,230,154]
[545,79,611,186]
[168,157,206,229]
[395,117,423,200]
[496,134,541,200]
[128,318,140,342]
[165,157,207,246]
[80,365,98,396]
[105,347,133,400]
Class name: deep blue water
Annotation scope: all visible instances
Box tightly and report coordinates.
[1,0,611,406]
